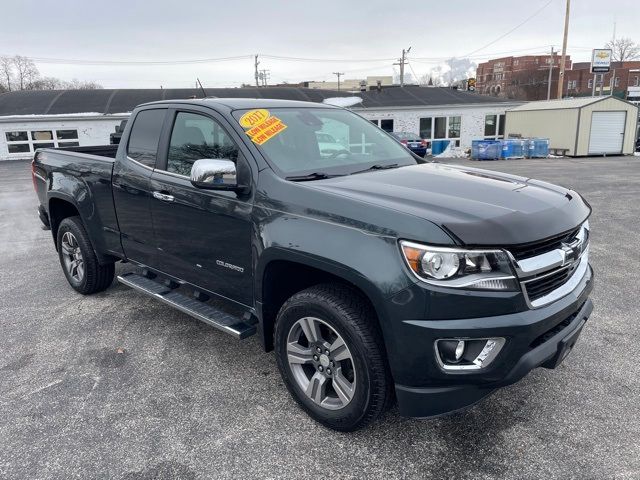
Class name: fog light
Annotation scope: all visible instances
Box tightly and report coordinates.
[437,339,466,363]
[435,337,505,371]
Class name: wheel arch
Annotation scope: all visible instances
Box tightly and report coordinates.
[48,194,115,265]
[48,194,82,248]
[256,249,390,353]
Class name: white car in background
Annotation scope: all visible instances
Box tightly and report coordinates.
[316,132,350,157]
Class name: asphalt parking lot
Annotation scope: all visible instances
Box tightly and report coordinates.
[1,156,639,479]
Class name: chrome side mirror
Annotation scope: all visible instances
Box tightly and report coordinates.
[190,159,237,190]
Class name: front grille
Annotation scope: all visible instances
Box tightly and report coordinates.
[524,261,580,302]
[507,227,580,260]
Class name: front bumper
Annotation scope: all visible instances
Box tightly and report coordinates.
[393,265,594,418]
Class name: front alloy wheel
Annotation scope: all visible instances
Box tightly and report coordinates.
[275,284,392,431]
[287,317,356,410]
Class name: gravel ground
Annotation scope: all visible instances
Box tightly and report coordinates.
[0,157,638,479]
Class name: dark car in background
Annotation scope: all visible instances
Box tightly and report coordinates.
[391,131,429,157]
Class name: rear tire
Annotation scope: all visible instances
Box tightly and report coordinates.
[275,284,392,431]
[56,216,114,294]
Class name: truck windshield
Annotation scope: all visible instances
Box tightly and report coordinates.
[232,107,417,177]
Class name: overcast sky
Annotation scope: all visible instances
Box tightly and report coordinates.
[2,0,638,88]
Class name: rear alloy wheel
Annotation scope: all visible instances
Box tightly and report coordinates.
[275,284,392,431]
[56,216,115,294]
[60,231,85,283]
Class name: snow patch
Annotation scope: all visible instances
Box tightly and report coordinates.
[322,97,363,108]
[434,144,468,158]
[0,112,130,119]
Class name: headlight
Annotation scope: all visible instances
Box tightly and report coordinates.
[575,220,589,251]
[400,240,517,290]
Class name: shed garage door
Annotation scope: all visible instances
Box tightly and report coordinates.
[588,111,626,154]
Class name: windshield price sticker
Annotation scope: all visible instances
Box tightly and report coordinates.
[239,109,287,145]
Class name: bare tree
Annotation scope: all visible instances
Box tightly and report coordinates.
[30,76,65,90]
[605,37,640,62]
[64,78,103,90]
[13,55,39,90]
[0,55,103,91]
[0,56,14,92]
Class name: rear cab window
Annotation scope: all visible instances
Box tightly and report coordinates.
[127,109,166,168]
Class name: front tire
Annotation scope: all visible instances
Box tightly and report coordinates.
[275,284,392,431]
[56,216,114,294]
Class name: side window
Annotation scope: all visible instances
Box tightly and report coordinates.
[380,119,394,132]
[127,109,166,168]
[166,112,238,177]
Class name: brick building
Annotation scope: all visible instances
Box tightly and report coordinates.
[564,61,640,99]
[476,55,572,101]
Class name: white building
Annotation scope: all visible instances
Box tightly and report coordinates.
[0,87,521,161]
[306,76,394,91]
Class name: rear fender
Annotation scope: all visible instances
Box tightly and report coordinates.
[47,190,112,265]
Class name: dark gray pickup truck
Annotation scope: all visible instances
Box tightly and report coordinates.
[32,98,593,431]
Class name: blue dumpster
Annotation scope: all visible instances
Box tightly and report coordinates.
[526,138,549,158]
[431,140,450,155]
[501,139,526,159]
[471,140,501,160]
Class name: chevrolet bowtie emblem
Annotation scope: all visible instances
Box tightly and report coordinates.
[560,239,582,266]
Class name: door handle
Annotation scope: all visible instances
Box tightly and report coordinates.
[152,191,175,202]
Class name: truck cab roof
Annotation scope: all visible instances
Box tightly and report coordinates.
[137,97,338,111]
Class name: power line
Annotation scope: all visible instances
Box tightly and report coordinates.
[463,0,556,58]
[409,45,559,62]
[0,54,254,65]
[4,41,593,69]
[2,53,398,66]
[260,54,397,63]
[406,60,421,85]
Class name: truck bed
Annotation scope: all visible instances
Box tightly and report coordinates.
[33,144,123,261]
[54,144,119,159]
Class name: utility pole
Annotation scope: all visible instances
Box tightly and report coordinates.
[610,21,616,96]
[394,46,411,87]
[333,72,345,91]
[556,0,570,99]
[259,69,270,87]
[254,54,260,87]
[547,46,555,100]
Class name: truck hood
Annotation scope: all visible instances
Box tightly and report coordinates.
[306,163,590,245]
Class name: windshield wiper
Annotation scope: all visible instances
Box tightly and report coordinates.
[285,172,343,182]
[350,163,400,175]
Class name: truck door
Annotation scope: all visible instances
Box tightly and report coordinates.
[149,108,254,307]
[112,108,168,267]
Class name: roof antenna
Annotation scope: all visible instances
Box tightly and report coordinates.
[196,78,207,98]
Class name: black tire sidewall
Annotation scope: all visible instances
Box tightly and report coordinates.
[275,295,375,430]
[56,217,92,292]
